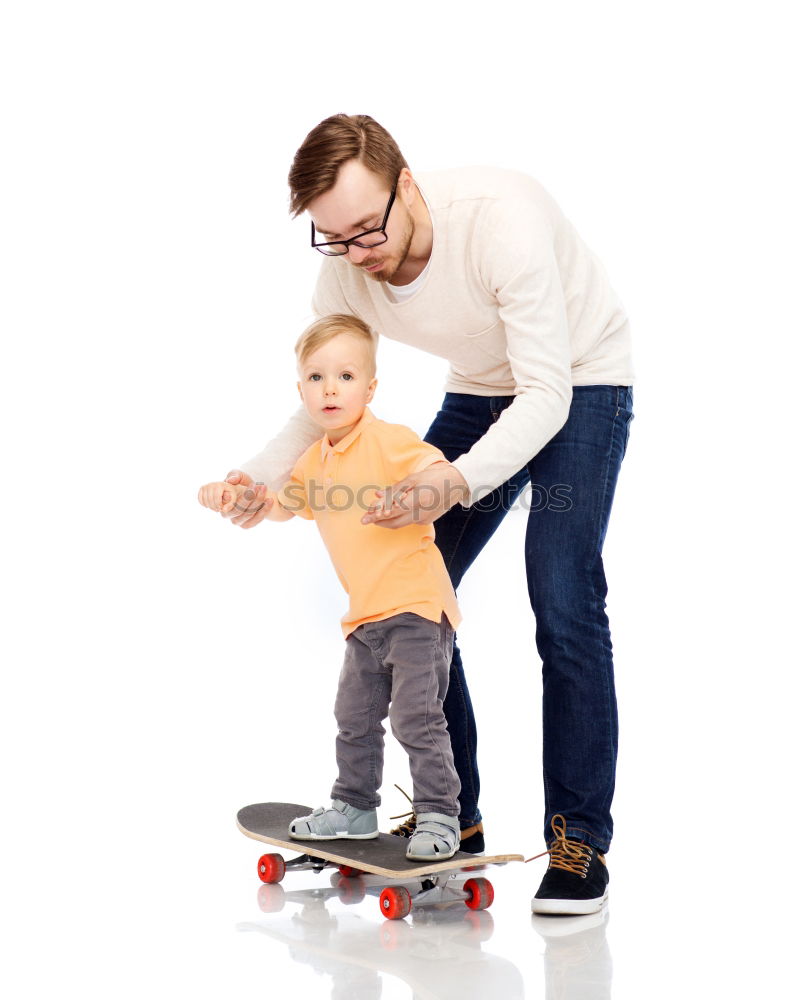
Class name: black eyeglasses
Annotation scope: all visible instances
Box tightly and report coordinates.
[311,173,400,256]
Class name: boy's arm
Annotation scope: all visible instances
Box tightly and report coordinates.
[248,486,295,522]
[198,451,315,524]
[197,482,295,522]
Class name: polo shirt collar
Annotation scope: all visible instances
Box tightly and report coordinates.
[320,407,376,459]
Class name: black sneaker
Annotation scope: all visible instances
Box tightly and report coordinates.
[389,786,486,854]
[531,815,609,915]
[458,822,485,854]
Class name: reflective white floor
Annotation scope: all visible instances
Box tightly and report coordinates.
[5,807,798,1000]
[234,861,611,1000]
[225,835,794,1000]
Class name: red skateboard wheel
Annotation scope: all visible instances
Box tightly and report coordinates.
[379,885,412,920]
[464,877,494,911]
[257,853,286,884]
[337,865,364,878]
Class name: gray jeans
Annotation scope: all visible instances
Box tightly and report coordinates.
[331,612,460,817]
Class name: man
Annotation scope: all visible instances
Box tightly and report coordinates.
[224,114,634,915]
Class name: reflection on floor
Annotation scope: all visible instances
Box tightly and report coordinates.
[238,868,612,999]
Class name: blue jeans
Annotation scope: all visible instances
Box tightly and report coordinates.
[424,386,634,852]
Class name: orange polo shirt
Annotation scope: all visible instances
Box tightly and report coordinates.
[278,408,462,638]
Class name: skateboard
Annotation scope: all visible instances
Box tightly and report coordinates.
[237,802,524,920]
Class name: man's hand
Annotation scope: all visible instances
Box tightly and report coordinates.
[218,470,274,529]
[360,463,470,529]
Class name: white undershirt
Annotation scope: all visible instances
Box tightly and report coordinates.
[385,258,431,302]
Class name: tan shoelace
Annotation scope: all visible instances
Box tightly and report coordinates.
[525,814,594,877]
[389,784,417,837]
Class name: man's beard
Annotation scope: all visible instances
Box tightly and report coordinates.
[361,208,415,283]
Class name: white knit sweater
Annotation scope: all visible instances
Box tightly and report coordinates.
[241,166,634,501]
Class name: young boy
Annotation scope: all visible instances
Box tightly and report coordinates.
[198,315,463,860]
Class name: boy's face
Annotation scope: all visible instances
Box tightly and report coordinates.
[297,332,378,445]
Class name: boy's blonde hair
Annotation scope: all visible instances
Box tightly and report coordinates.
[295,314,378,376]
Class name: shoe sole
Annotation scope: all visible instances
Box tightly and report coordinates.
[288,830,379,841]
[405,848,459,861]
[530,888,609,916]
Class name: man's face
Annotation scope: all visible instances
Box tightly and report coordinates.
[308,160,414,283]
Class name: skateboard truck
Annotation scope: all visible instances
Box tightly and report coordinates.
[378,873,494,919]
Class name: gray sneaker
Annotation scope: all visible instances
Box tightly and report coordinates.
[406,813,461,860]
[288,799,379,841]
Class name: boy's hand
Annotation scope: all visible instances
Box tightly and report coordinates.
[197,480,249,514]
[218,470,274,529]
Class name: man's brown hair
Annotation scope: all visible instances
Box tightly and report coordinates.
[288,114,408,218]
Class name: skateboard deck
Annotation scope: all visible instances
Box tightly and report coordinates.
[237,802,523,878]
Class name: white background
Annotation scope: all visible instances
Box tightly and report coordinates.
[2,2,801,997]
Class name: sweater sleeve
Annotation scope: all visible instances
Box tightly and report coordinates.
[238,406,323,493]
[450,197,573,503]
